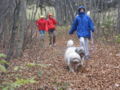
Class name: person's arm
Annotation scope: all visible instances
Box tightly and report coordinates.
[69,17,78,34]
[35,20,38,26]
[53,18,57,25]
[88,16,95,32]
[45,21,48,31]
[88,16,95,45]
[36,19,40,27]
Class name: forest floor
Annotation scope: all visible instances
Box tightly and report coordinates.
[0,30,120,90]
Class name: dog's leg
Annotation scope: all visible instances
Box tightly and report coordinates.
[81,58,84,66]
[75,64,79,72]
[69,67,74,72]
[67,59,74,72]
[68,63,75,72]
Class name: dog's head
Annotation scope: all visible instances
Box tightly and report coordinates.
[75,47,85,58]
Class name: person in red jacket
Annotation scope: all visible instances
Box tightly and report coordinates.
[36,15,48,47]
[47,13,57,47]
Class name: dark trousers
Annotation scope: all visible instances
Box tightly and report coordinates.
[48,29,56,45]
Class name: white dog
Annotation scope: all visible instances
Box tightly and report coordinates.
[64,40,85,72]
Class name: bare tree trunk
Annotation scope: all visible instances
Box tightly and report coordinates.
[15,0,27,57]
[7,0,20,60]
[7,0,27,60]
[54,0,62,25]
[117,2,120,34]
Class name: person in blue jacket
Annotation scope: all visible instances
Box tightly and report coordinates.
[69,6,95,59]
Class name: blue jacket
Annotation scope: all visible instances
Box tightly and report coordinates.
[69,6,94,39]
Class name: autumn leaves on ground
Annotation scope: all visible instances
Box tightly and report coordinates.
[0,29,120,90]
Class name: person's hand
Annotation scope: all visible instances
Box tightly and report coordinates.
[91,32,94,45]
[90,32,95,51]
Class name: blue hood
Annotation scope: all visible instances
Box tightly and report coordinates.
[78,6,86,14]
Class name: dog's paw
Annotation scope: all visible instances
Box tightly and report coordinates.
[69,69,75,73]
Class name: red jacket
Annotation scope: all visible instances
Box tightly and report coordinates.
[47,17,57,30]
[36,18,48,31]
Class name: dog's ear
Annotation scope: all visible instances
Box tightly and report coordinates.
[76,47,85,58]
[75,48,81,54]
[75,47,80,53]
[75,49,78,53]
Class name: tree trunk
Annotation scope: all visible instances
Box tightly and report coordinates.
[117,2,120,34]
[15,0,27,57]
[7,0,27,60]
[7,0,20,60]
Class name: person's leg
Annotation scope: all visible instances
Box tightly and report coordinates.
[80,37,90,68]
[84,38,89,56]
[79,37,85,49]
[50,30,53,45]
[43,30,45,34]
[80,37,90,56]
[49,29,55,46]
[39,30,42,35]
[48,30,52,46]
[41,30,45,39]
[79,37,89,60]
[39,30,45,48]
[53,30,56,46]
[84,38,90,69]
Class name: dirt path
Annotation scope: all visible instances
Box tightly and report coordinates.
[1,34,120,90]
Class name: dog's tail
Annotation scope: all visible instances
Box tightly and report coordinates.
[67,39,74,47]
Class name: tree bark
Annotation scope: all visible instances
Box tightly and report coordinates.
[15,0,27,57]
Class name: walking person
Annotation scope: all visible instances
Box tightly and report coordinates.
[47,13,57,47]
[36,15,48,47]
[69,6,95,59]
